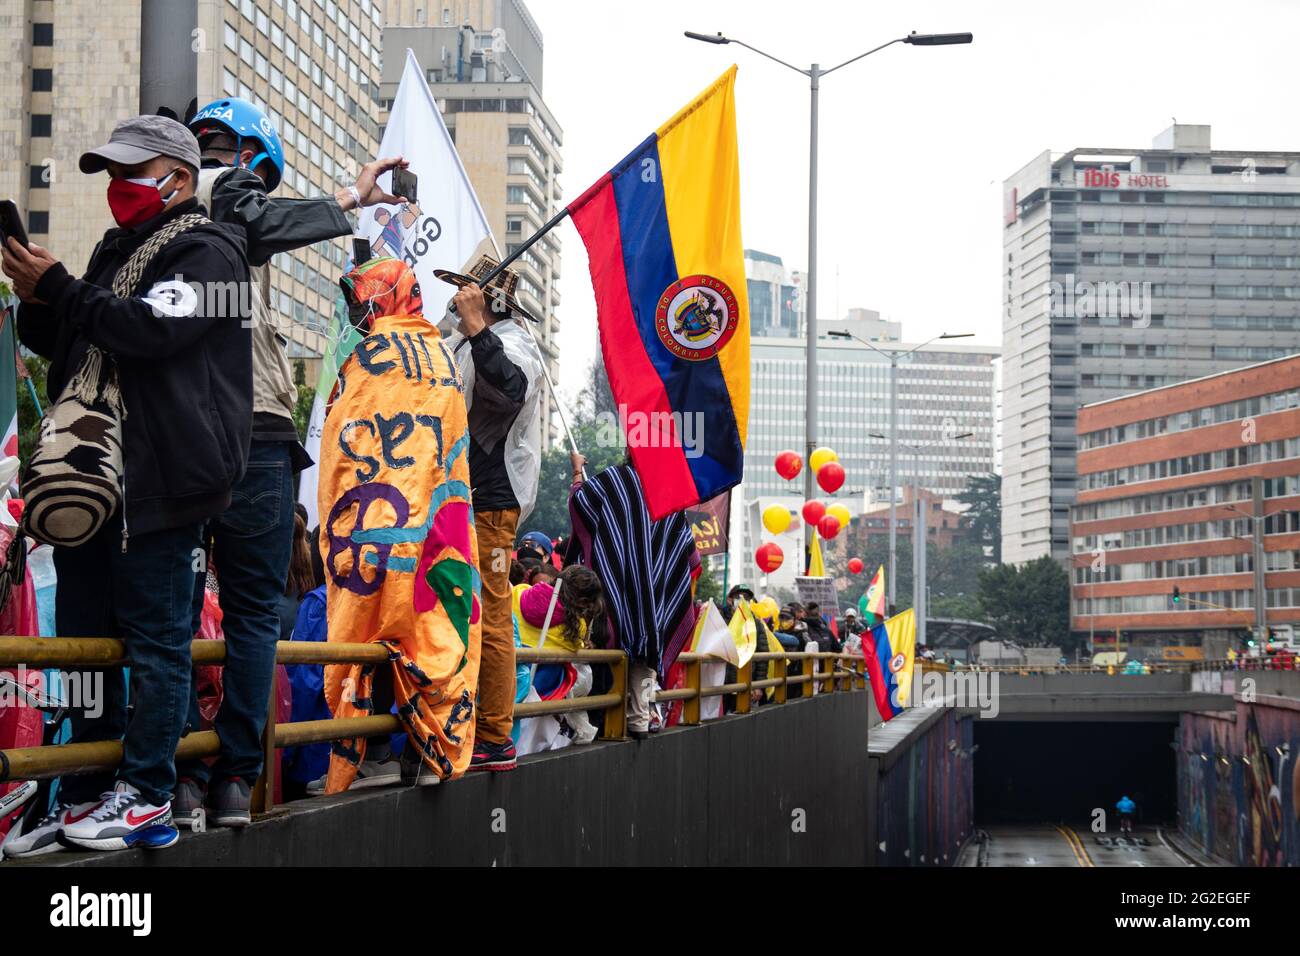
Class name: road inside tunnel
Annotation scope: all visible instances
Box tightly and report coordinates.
[973,720,1178,827]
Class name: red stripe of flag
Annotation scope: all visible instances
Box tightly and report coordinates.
[568,180,698,510]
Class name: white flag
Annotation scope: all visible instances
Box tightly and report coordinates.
[356,48,494,316]
[298,48,494,526]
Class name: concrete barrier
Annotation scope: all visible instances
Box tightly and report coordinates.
[34,690,872,867]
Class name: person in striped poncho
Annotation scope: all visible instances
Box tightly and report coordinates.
[567,462,701,737]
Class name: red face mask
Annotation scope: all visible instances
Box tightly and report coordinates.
[106,169,179,229]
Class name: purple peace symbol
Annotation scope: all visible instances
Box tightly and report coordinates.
[325,483,411,596]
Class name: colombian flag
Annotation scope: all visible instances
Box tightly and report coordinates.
[859,565,887,619]
[862,608,917,721]
[569,67,749,519]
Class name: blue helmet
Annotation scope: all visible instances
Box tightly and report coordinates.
[189,97,284,191]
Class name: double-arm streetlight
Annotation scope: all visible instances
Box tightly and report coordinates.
[685,28,972,565]
[832,328,973,609]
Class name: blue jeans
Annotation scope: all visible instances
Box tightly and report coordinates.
[53,514,204,807]
[180,441,295,786]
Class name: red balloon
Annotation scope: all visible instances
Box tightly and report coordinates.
[817,514,841,540]
[755,541,784,573]
[801,500,826,526]
[816,461,846,494]
[774,450,803,481]
[848,558,864,575]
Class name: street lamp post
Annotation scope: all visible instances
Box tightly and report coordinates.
[685,28,972,568]
[873,432,972,646]
[833,329,973,610]
[1223,480,1269,647]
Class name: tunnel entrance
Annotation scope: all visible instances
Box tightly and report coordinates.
[973,720,1178,826]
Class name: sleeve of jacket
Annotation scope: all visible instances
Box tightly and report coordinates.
[468,326,528,405]
[33,234,251,361]
[15,300,59,360]
[208,167,351,267]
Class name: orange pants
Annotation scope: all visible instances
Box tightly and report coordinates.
[474,507,519,744]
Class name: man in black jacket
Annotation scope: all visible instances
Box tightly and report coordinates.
[443,259,543,772]
[168,97,407,829]
[1,115,251,857]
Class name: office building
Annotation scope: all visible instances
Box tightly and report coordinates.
[381,0,563,447]
[1002,124,1300,565]
[733,330,998,581]
[1070,354,1300,652]
[7,0,386,366]
[744,248,804,339]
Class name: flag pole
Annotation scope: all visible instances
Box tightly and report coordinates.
[479,208,570,288]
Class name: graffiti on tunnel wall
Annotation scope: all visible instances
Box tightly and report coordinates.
[875,710,974,866]
[1179,702,1298,866]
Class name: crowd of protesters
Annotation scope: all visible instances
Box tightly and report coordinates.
[0,94,774,859]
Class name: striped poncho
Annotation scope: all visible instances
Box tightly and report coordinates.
[568,465,700,676]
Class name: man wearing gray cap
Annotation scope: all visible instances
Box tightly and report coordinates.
[0,114,253,857]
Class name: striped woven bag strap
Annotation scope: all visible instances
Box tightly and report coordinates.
[111,212,210,298]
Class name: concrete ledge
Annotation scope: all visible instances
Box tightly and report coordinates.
[25,690,871,867]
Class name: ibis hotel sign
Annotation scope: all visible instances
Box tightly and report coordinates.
[1077,166,1169,189]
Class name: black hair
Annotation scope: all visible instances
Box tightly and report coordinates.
[558,565,606,650]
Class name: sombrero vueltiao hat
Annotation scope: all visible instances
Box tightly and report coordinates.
[434,254,539,324]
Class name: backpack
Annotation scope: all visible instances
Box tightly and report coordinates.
[21,212,208,548]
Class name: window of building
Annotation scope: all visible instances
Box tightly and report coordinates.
[223,68,238,95]
[30,114,51,137]
[29,165,48,189]
[31,69,52,92]
[33,22,53,45]
[28,211,49,235]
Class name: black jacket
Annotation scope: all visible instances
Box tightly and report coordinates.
[204,165,350,269]
[203,163,349,460]
[453,326,528,512]
[18,198,253,540]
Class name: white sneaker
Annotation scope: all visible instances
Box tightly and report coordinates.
[563,709,598,746]
[2,800,96,859]
[306,752,403,794]
[60,782,178,852]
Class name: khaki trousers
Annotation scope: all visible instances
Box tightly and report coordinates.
[474,507,519,744]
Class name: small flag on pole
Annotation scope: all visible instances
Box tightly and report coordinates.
[862,608,917,722]
[860,564,887,619]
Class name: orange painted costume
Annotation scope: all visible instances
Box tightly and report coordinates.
[318,258,481,791]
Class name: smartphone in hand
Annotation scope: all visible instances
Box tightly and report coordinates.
[352,237,372,264]
[391,168,417,206]
[0,201,30,251]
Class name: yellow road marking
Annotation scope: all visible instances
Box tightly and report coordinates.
[1056,825,1095,867]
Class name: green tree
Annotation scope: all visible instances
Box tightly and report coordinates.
[525,355,625,540]
[292,359,315,441]
[16,352,47,470]
[694,558,725,610]
[956,472,1001,564]
[976,556,1070,647]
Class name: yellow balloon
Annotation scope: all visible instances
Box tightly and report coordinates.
[762,504,791,535]
[756,597,779,620]
[810,446,839,473]
[827,503,852,528]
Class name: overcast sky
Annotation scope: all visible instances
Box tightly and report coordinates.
[526,0,1300,403]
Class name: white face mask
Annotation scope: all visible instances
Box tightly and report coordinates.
[126,169,180,204]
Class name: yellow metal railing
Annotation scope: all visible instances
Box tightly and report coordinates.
[0,637,865,815]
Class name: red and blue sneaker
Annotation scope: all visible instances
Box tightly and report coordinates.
[467,738,517,772]
[59,781,178,852]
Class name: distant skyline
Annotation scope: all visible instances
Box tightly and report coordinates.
[525,0,1300,406]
